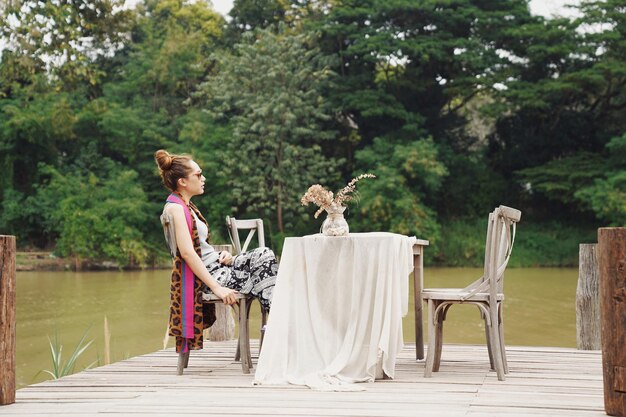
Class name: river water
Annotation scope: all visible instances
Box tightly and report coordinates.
[14,267,578,388]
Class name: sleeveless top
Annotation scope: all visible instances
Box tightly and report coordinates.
[190,210,220,266]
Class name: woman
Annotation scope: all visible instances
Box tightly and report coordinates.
[155,149,277,353]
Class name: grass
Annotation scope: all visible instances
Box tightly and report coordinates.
[42,328,96,379]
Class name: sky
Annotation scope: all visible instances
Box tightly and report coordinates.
[529,0,581,19]
[210,0,234,16]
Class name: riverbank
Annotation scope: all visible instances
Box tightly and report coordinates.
[16,251,170,271]
[16,251,70,271]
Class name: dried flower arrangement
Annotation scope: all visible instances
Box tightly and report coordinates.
[301,174,376,218]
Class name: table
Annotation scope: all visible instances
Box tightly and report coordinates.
[254,232,428,390]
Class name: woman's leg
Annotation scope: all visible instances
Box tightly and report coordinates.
[205,248,277,312]
[230,247,277,313]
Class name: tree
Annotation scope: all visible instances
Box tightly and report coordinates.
[0,0,230,254]
[0,89,77,197]
[228,0,288,33]
[38,163,152,268]
[518,134,626,226]
[312,0,538,142]
[488,0,626,223]
[0,0,133,89]
[304,0,538,227]
[0,0,136,247]
[95,0,226,193]
[199,25,340,234]
[351,136,447,241]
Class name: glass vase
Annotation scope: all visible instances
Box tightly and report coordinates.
[321,204,349,236]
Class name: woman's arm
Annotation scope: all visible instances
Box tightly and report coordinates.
[167,204,238,305]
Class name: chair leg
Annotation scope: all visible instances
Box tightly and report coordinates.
[233,303,242,363]
[498,303,508,374]
[234,309,241,362]
[237,298,251,374]
[482,309,495,371]
[234,298,254,364]
[424,299,437,378]
[488,308,505,381]
[177,351,189,376]
[245,300,253,366]
[433,302,445,372]
[260,306,268,353]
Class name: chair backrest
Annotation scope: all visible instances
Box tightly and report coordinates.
[225,216,265,255]
[462,205,521,298]
[485,206,522,293]
[160,209,177,258]
[161,211,267,258]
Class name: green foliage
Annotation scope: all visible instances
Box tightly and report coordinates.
[437,150,508,220]
[0,0,134,88]
[485,0,626,223]
[574,134,626,226]
[516,133,626,226]
[313,0,538,140]
[516,152,606,207]
[228,0,288,33]
[512,223,597,268]
[349,166,442,242]
[0,88,77,196]
[200,25,341,234]
[35,163,152,267]
[350,136,447,243]
[576,172,626,226]
[436,219,596,268]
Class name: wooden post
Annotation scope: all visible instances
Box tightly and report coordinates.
[412,240,429,360]
[0,235,16,405]
[206,244,235,342]
[577,243,601,350]
[598,228,626,417]
[413,244,424,360]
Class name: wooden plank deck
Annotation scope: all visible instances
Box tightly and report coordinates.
[1,341,605,417]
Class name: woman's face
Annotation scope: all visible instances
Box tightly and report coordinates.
[180,160,206,196]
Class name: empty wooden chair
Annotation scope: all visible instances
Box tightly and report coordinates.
[422,205,521,381]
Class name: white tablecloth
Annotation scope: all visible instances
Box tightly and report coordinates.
[254,232,416,390]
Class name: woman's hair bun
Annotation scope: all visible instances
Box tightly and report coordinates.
[155,149,173,170]
[154,149,192,191]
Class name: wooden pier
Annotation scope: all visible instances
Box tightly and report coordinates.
[2,341,605,417]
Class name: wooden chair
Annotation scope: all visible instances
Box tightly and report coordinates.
[422,205,521,381]
[176,292,253,375]
[225,216,269,359]
[160,211,254,374]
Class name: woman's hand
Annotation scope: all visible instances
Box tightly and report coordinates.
[213,286,238,305]
[218,251,234,266]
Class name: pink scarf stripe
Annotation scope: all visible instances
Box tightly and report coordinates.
[166,194,196,340]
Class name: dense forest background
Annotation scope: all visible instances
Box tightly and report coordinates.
[0,0,624,268]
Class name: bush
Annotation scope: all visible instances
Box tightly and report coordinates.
[432,218,596,267]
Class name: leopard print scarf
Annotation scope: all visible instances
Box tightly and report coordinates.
[165,193,216,353]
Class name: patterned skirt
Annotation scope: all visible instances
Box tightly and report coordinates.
[206,247,278,312]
